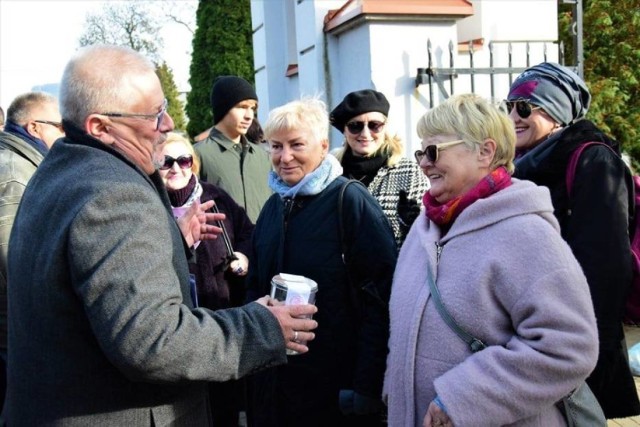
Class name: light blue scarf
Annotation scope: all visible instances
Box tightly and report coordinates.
[269,154,344,199]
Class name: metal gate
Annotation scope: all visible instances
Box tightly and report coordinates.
[415,0,583,107]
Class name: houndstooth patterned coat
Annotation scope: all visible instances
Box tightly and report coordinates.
[367,157,430,248]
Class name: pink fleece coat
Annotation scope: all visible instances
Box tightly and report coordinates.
[383,179,598,426]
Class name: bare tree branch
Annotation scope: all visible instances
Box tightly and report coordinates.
[162,1,197,35]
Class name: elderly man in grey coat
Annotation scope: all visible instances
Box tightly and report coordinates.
[6,44,317,426]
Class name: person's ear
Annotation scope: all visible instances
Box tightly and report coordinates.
[321,138,329,156]
[86,114,114,145]
[24,121,40,139]
[478,138,497,167]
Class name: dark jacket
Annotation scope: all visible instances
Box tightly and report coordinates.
[7,123,287,426]
[514,119,640,418]
[246,177,397,426]
[0,131,45,351]
[190,181,254,310]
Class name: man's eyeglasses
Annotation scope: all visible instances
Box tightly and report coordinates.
[100,98,168,130]
[414,139,466,164]
[346,120,386,135]
[34,120,63,132]
[504,99,541,118]
[160,154,193,170]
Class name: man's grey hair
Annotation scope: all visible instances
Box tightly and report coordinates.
[59,44,156,128]
[6,92,58,126]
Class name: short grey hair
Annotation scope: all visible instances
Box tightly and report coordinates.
[264,97,329,144]
[59,44,156,128]
[6,92,58,125]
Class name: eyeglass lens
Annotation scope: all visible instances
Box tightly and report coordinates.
[506,101,535,118]
[161,155,193,170]
[414,145,441,163]
[156,99,168,130]
[346,120,385,134]
[414,140,466,164]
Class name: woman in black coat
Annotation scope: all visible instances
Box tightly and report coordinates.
[159,132,255,427]
[508,62,640,419]
[245,98,397,427]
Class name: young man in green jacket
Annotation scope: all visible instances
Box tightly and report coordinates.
[194,76,272,222]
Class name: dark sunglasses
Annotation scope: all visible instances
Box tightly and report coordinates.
[346,120,386,134]
[504,100,541,118]
[414,139,465,164]
[160,154,193,170]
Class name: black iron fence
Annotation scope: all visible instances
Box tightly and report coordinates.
[415,39,579,108]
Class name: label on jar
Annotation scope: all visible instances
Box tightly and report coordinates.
[279,273,312,304]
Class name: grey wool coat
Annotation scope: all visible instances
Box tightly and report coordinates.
[383,179,598,427]
[6,124,287,426]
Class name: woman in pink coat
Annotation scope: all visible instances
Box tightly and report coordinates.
[383,94,598,426]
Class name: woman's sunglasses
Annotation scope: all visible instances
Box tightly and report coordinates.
[414,139,466,164]
[504,100,541,118]
[346,120,386,135]
[161,154,193,170]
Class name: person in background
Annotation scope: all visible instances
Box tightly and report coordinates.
[194,76,272,222]
[159,132,254,426]
[6,44,317,426]
[331,89,429,248]
[383,93,598,426]
[246,116,264,145]
[508,62,640,419]
[0,106,4,131]
[2,92,63,155]
[0,91,64,422]
[193,126,211,144]
[246,97,397,426]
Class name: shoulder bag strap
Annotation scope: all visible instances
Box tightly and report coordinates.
[426,269,486,353]
[338,179,361,264]
[566,142,615,198]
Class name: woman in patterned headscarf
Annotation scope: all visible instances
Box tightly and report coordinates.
[509,62,640,419]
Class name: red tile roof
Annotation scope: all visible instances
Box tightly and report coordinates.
[325,0,474,33]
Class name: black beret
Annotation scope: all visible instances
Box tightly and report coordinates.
[330,89,390,132]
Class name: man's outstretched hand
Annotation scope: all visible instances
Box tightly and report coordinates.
[177,199,223,247]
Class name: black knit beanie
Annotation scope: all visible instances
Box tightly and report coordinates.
[210,76,258,124]
[330,89,390,132]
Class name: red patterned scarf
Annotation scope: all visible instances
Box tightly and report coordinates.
[423,166,512,229]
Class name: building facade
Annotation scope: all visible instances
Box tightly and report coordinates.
[250,0,559,153]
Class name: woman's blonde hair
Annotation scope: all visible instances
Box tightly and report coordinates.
[333,127,404,167]
[164,132,201,175]
[416,93,516,173]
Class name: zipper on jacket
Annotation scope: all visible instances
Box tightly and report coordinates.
[239,141,249,209]
[279,197,297,271]
[283,197,295,234]
[435,242,443,265]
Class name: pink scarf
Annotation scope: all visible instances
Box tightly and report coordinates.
[423,166,512,229]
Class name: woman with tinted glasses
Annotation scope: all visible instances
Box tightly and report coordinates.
[508,62,640,419]
[383,93,599,426]
[158,132,255,427]
[330,89,429,248]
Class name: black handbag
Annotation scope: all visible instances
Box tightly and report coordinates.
[426,269,606,426]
